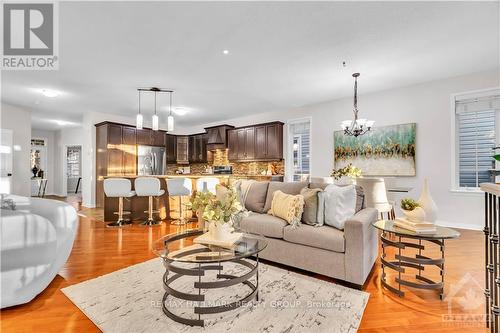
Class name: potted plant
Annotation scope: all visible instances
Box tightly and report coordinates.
[330,163,361,185]
[188,191,215,231]
[202,186,247,240]
[400,198,426,223]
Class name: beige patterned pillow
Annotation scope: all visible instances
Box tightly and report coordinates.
[267,190,304,227]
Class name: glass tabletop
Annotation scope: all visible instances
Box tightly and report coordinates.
[152,229,268,263]
[372,220,460,239]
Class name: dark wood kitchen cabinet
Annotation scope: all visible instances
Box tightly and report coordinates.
[255,122,283,160]
[227,130,238,160]
[228,122,282,161]
[189,134,208,163]
[152,131,165,146]
[165,134,177,163]
[122,127,136,145]
[136,129,151,145]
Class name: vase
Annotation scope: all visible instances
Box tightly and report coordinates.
[334,176,354,186]
[209,221,234,241]
[418,178,438,223]
[402,207,426,223]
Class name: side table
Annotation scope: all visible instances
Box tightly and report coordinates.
[372,220,460,299]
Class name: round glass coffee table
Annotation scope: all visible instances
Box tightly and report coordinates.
[372,220,460,299]
[152,229,268,327]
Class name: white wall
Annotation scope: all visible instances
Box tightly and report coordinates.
[0,103,32,196]
[184,70,500,229]
[31,129,56,195]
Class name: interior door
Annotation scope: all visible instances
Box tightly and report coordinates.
[0,129,13,194]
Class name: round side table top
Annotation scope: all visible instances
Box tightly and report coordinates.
[372,219,460,239]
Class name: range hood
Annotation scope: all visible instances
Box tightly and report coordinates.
[205,125,234,150]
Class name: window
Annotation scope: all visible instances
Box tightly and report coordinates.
[67,146,81,178]
[287,119,311,182]
[454,91,500,189]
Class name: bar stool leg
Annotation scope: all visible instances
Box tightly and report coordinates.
[107,197,133,227]
[171,195,187,225]
[141,195,162,226]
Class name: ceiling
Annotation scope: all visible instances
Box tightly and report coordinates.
[2,1,499,130]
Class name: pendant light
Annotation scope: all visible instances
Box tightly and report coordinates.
[136,90,143,129]
[152,88,159,131]
[341,73,374,137]
[167,91,174,132]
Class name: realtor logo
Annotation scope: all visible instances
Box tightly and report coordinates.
[2,2,58,69]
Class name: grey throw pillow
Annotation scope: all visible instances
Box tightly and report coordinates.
[300,187,322,226]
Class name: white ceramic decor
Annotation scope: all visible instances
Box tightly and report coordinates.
[401,206,426,223]
[418,178,438,223]
[0,195,78,308]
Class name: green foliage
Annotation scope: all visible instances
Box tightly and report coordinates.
[188,191,215,212]
[202,186,247,224]
[330,163,362,180]
[400,198,420,211]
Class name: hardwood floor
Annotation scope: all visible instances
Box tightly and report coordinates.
[1,196,488,332]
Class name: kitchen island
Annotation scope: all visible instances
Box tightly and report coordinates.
[102,174,284,222]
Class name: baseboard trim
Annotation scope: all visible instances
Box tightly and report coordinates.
[435,220,482,231]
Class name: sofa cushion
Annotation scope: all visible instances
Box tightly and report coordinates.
[310,183,365,213]
[283,224,345,253]
[263,181,309,212]
[300,187,322,226]
[268,190,304,227]
[244,181,269,213]
[239,212,288,238]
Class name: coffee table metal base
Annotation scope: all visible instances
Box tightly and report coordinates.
[380,232,445,299]
[161,255,260,327]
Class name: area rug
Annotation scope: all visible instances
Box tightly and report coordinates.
[62,258,369,333]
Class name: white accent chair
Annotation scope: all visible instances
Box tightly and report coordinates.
[0,195,78,308]
[103,178,136,227]
[195,177,219,194]
[134,177,165,226]
[166,178,192,225]
[356,177,395,220]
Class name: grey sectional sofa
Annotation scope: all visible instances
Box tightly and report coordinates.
[237,181,378,288]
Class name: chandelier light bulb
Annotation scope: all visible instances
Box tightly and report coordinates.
[152,114,159,131]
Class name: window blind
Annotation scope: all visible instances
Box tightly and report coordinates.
[456,95,499,188]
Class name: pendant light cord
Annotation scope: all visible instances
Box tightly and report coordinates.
[353,75,358,120]
[138,90,141,114]
[154,91,157,115]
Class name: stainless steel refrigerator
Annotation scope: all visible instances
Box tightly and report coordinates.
[137,146,166,175]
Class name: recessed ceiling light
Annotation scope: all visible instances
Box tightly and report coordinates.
[222,50,229,55]
[41,89,60,98]
[173,107,189,116]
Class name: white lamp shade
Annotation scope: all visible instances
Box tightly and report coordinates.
[152,114,159,131]
[136,113,143,129]
[167,115,174,132]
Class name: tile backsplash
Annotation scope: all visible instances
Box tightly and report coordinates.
[166,148,284,175]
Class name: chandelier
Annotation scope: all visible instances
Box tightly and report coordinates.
[341,73,374,137]
[136,87,175,132]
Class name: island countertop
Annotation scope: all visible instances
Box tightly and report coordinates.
[103,174,284,179]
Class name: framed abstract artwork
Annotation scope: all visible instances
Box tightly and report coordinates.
[333,123,416,176]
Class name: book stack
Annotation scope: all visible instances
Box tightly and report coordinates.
[394,218,437,234]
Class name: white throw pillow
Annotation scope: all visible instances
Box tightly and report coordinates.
[323,184,356,230]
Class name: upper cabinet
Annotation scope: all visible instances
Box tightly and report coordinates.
[176,136,189,164]
[189,133,208,163]
[165,134,177,163]
[136,128,165,146]
[228,122,283,162]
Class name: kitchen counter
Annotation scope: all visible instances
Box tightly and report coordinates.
[102,174,283,222]
[103,174,284,179]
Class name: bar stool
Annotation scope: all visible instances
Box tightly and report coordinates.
[166,178,192,225]
[135,177,165,226]
[103,178,135,227]
[356,177,395,220]
[195,177,219,194]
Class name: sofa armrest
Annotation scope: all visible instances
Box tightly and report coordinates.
[343,208,378,286]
